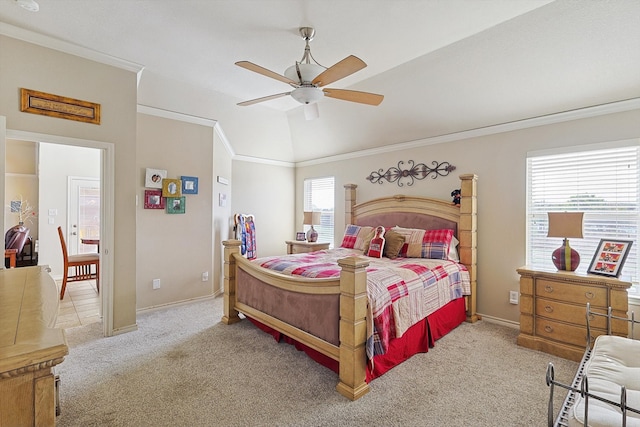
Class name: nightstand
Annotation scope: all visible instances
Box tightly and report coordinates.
[516,266,631,361]
[285,241,330,254]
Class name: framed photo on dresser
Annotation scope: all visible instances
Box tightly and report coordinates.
[587,239,633,278]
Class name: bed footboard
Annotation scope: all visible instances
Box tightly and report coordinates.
[222,240,371,400]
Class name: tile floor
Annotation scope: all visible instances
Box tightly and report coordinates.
[55,280,101,329]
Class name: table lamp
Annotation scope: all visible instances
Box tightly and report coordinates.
[547,212,584,271]
[303,211,321,242]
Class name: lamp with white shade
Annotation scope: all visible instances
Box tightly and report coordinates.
[303,211,321,242]
[547,212,584,271]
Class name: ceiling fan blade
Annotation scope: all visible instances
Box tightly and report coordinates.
[312,55,366,87]
[235,61,297,85]
[237,92,292,106]
[322,88,384,106]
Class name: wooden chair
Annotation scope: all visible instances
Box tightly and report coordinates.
[57,226,100,300]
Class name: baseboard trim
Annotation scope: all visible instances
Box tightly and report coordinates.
[477,313,519,329]
[136,294,218,315]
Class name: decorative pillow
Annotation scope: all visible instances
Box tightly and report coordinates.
[340,224,373,250]
[392,226,455,260]
[382,230,405,259]
[362,228,404,258]
[366,226,386,258]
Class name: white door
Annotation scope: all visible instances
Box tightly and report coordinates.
[68,177,100,255]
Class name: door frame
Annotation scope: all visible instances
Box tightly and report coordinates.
[3,127,116,337]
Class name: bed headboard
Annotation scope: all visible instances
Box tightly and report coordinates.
[348,195,459,236]
[344,174,478,322]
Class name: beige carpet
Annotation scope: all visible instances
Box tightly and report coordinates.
[56,296,577,426]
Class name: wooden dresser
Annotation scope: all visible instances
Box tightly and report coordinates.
[285,240,330,254]
[517,266,631,362]
[0,266,68,426]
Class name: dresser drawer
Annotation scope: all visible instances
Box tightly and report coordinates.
[535,298,607,329]
[535,317,601,348]
[535,279,607,307]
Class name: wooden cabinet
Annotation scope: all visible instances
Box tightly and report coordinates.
[0,266,67,426]
[285,241,330,254]
[517,266,631,362]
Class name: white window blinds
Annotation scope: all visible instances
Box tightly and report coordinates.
[526,144,640,285]
[303,176,335,246]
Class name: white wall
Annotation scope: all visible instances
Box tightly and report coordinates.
[136,113,214,310]
[231,160,295,257]
[1,34,138,331]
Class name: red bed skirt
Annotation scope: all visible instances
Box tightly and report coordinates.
[246,297,467,383]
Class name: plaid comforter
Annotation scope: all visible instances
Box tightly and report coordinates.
[255,248,470,358]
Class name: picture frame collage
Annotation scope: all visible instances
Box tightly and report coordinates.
[143,168,198,214]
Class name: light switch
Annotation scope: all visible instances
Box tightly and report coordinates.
[48,217,54,224]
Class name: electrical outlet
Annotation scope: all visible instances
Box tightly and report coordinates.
[509,290,519,305]
[152,278,161,290]
[202,272,209,282]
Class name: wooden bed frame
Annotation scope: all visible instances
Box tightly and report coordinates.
[222,174,478,400]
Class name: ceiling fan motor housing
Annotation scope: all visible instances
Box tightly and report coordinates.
[284,63,324,84]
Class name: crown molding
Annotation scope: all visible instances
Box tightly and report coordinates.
[0,21,144,76]
[296,98,640,167]
[232,155,295,168]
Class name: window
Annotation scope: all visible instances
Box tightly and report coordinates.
[526,142,640,294]
[304,176,335,246]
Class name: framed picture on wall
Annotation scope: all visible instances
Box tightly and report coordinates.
[145,168,167,189]
[181,176,198,194]
[143,190,164,209]
[587,239,633,278]
[166,196,186,214]
[162,178,181,198]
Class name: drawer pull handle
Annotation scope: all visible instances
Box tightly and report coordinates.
[544,305,554,313]
[585,291,595,299]
[544,325,554,333]
[544,285,554,293]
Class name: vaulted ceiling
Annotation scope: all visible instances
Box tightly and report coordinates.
[1,0,639,162]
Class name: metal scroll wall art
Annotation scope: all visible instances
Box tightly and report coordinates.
[366,160,456,187]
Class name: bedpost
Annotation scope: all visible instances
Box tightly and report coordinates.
[336,256,370,401]
[222,240,242,325]
[344,184,357,225]
[459,174,478,322]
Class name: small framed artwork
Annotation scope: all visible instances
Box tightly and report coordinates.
[588,239,633,278]
[162,178,181,197]
[145,168,167,189]
[296,232,306,241]
[181,176,199,194]
[166,196,186,214]
[144,190,165,209]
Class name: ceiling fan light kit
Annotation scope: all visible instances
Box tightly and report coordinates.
[235,27,383,110]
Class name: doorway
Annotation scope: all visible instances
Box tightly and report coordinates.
[3,127,115,336]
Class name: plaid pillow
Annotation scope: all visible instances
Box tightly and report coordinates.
[340,225,373,250]
[392,227,454,260]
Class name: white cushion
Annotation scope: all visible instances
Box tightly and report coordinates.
[569,335,640,426]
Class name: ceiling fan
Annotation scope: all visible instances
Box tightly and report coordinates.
[235,27,384,109]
